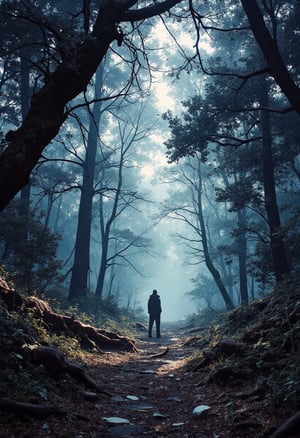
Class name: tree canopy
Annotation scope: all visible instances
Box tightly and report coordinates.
[0,0,300,211]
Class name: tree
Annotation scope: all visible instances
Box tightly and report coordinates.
[259,76,290,281]
[94,110,152,299]
[0,200,63,293]
[0,0,184,212]
[160,155,234,310]
[163,1,297,285]
[240,0,300,115]
[1,0,300,214]
[68,64,105,301]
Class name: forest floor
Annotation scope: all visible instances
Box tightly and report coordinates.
[1,314,298,438]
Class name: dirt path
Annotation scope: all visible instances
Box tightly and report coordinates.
[1,322,277,437]
[83,323,240,437]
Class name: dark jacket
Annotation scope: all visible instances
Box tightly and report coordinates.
[148,293,162,316]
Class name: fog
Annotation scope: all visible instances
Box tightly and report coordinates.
[0,1,298,327]
[141,258,196,322]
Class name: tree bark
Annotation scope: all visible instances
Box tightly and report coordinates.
[218,158,249,306]
[237,207,248,305]
[95,156,123,298]
[195,158,234,310]
[260,77,290,281]
[19,56,32,215]
[240,0,300,115]
[68,65,104,301]
[0,1,183,212]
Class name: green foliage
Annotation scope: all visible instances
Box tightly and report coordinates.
[0,303,35,375]
[0,200,64,293]
[0,297,85,401]
[163,96,218,163]
[46,334,84,362]
[186,308,226,329]
[186,280,300,415]
[64,293,139,335]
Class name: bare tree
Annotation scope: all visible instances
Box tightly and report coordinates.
[68,64,105,301]
[160,156,234,310]
[0,0,183,211]
[1,0,299,213]
[94,108,152,299]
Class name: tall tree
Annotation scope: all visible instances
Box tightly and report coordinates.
[216,151,250,306]
[95,111,151,299]
[161,155,234,310]
[259,76,290,281]
[0,0,183,211]
[1,0,300,213]
[240,0,300,114]
[68,64,104,301]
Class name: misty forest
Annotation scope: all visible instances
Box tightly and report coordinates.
[0,1,299,437]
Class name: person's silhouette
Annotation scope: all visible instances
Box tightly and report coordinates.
[148,289,162,338]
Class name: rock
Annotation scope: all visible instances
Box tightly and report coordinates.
[166,396,181,402]
[127,404,153,411]
[192,405,211,416]
[153,412,169,418]
[126,395,139,401]
[102,417,130,424]
[111,395,126,402]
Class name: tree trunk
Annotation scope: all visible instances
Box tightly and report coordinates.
[95,134,125,298]
[195,158,234,310]
[0,8,117,212]
[95,225,109,299]
[0,0,183,213]
[237,207,248,305]
[19,56,32,216]
[240,0,300,115]
[260,77,290,281]
[218,155,249,306]
[68,65,104,301]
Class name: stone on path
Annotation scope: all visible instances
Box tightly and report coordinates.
[102,417,130,424]
[192,405,211,416]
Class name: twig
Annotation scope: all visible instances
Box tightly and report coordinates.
[148,346,170,358]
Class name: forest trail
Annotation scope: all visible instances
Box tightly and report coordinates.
[81,322,264,438]
[1,318,289,437]
[86,321,207,437]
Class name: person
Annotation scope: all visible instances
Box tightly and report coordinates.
[148,289,162,338]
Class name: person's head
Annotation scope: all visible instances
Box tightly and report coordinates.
[152,289,158,295]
